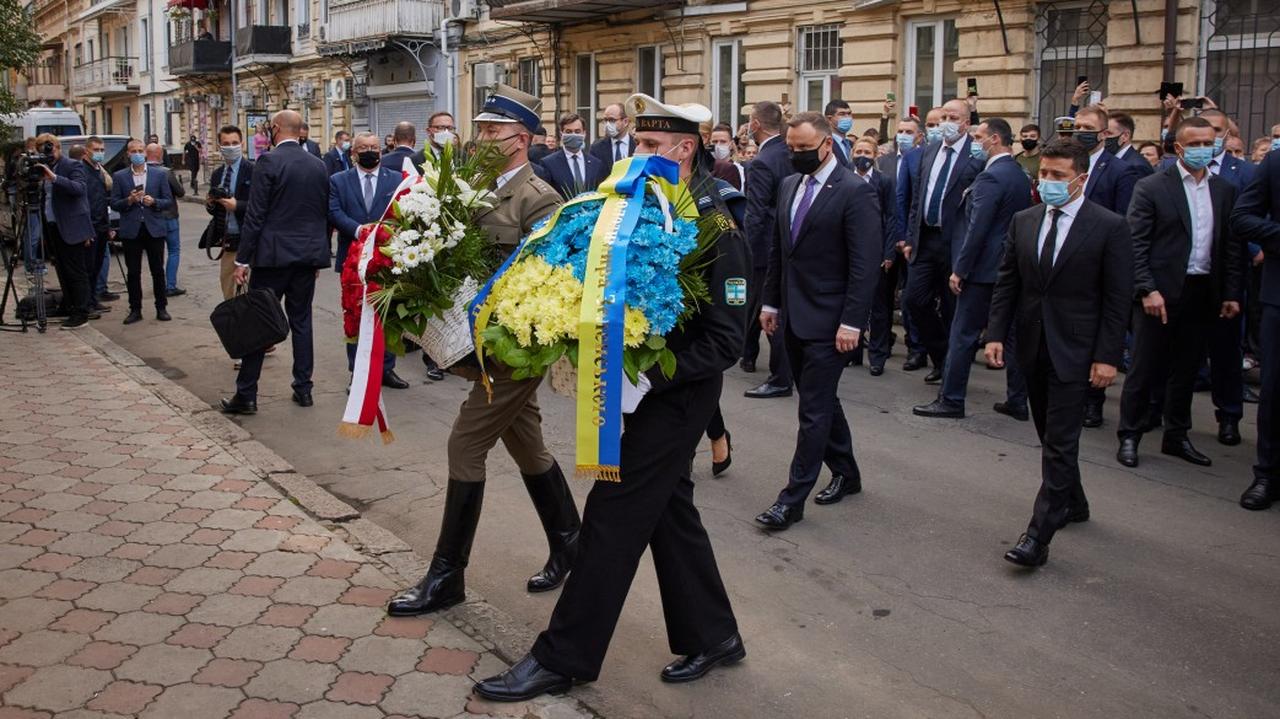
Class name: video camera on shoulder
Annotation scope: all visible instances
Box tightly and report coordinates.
[13,140,56,207]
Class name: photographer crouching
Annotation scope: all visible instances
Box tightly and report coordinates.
[34,133,97,330]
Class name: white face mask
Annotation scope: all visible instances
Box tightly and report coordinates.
[433,130,455,147]
[604,121,620,138]
[711,144,732,161]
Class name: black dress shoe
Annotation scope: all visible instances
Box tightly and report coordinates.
[813,473,861,505]
[711,431,732,477]
[744,382,792,399]
[292,391,314,407]
[122,311,143,325]
[1082,403,1104,428]
[473,653,572,702]
[422,354,446,381]
[219,395,257,415]
[869,365,885,377]
[1161,438,1211,466]
[993,402,1029,421]
[1243,385,1260,404]
[155,309,172,321]
[1003,534,1049,567]
[1240,478,1278,511]
[660,633,746,683]
[1062,506,1091,526]
[754,502,803,530]
[912,398,964,418]
[923,367,943,384]
[165,287,186,297]
[903,352,927,371]
[382,370,410,389]
[1217,418,1241,446]
[98,291,120,302]
[1116,437,1140,467]
[739,359,756,373]
[90,303,111,313]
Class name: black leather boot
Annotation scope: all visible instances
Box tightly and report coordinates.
[522,461,581,593]
[386,480,484,616]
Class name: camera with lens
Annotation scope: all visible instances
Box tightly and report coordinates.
[207,184,231,201]
[13,141,55,207]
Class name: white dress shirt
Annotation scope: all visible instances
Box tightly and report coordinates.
[131,167,148,189]
[986,151,1011,170]
[1208,151,1227,177]
[495,163,527,190]
[565,149,587,184]
[1177,161,1214,275]
[923,134,968,223]
[358,166,379,211]
[609,134,632,162]
[1037,192,1085,266]
[1114,144,1132,161]
[1083,144,1105,195]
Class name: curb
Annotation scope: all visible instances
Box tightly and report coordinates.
[71,324,596,716]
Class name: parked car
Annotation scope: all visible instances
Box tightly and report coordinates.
[1,108,84,141]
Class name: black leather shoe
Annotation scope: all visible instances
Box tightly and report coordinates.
[1217,418,1241,446]
[382,370,410,389]
[155,309,172,321]
[473,653,572,702]
[292,391,314,407]
[1116,437,1140,467]
[165,287,186,297]
[1243,385,1261,404]
[869,365,885,377]
[1082,403,1103,428]
[739,359,756,373]
[1003,534,1049,567]
[219,395,257,415]
[923,367,943,384]
[903,352,927,371]
[744,382,792,399]
[912,398,964,418]
[422,354,446,381]
[1161,438,1211,466]
[98,291,120,302]
[711,431,733,477]
[660,633,746,683]
[1240,478,1277,511]
[122,311,143,325]
[1062,506,1091,526]
[993,402,1029,421]
[813,473,861,505]
[523,462,580,593]
[754,502,803,530]
[388,480,484,616]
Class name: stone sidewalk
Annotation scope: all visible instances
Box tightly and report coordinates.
[0,327,593,719]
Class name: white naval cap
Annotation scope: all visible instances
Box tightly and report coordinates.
[625,93,712,136]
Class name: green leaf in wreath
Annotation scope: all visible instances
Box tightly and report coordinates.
[644,334,666,351]
[657,347,676,378]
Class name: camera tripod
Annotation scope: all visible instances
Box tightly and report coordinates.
[0,199,49,333]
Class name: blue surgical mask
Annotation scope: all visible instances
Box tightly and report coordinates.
[1272,137,1280,152]
[1038,175,1080,207]
[1213,136,1224,155]
[926,127,943,144]
[896,133,914,152]
[969,139,988,162]
[1182,146,1215,170]
[341,141,351,151]
[939,121,962,142]
[91,151,105,163]
[129,152,146,166]
[835,117,853,134]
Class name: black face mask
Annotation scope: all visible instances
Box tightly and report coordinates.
[1104,136,1121,155]
[1020,138,1038,152]
[357,150,381,170]
[789,146,825,176]
[853,155,874,173]
[1075,131,1100,149]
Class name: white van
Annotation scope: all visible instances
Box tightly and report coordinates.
[2,108,84,141]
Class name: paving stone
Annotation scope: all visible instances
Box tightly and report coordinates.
[0,597,74,632]
[296,701,383,719]
[325,671,395,705]
[373,617,433,640]
[278,535,328,554]
[116,644,213,686]
[85,680,164,715]
[108,543,157,561]
[0,665,34,693]
[90,520,140,538]
[34,578,98,601]
[163,475,221,492]
[305,559,360,580]
[66,641,138,670]
[142,544,218,569]
[166,623,231,649]
[303,604,381,639]
[339,635,425,676]
[0,568,56,598]
[0,629,90,666]
[64,557,141,583]
[0,545,43,570]
[142,592,204,616]
[288,636,350,664]
[1,664,112,713]
[257,604,316,628]
[122,566,180,586]
[339,586,395,608]
[242,659,339,705]
[416,647,479,676]
[229,575,285,597]
[165,507,211,523]
[180,491,240,510]
[245,552,316,578]
[46,532,122,558]
[192,657,261,688]
[108,502,178,524]
[220,529,286,553]
[126,521,195,545]
[228,698,300,719]
[164,567,242,595]
[49,609,115,635]
[188,594,271,628]
[183,528,230,545]
[138,683,244,719]
[255,516,301,531]
[213,625,302,662]
[207,551,257,570]
[424,620,486,652]
[94,611,185,646]
[33,510,105,533]
[202,509,267,531]
[96,485,159,503]
[380,672,472,718]
[12,529,64,547]
[272,577,348,607]
[76,582,162,613]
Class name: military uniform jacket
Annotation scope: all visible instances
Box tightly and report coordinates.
[478,162,560,256]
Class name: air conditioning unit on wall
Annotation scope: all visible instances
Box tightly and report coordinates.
[327,78,346,102]
[449,0,480,20]
[163,97,182,113]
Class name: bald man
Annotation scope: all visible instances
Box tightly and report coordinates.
[145,143,187,295]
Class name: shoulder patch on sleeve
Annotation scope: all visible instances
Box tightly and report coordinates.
[724,277,747,306]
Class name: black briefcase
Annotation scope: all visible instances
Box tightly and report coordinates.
[209,287,290,359]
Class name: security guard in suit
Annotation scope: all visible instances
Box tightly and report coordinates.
[387,85,578,618]
[475,93,750,703]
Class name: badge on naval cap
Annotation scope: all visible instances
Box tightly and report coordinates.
[475,83,544,136]
[1053,115,1077,134]
[625,93,712,136]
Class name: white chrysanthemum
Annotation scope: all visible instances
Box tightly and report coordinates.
[403,246,422,268]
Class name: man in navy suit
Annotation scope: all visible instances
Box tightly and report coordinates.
[903,98,982,383]
[323,130,351,176]
[742,101,794,397]
[382,122,427,174]
[850,135,903,375]
[208,125,254,301]
[823,99,855,168]
[221,110,332,415]
[1106,112,1154,178]
[539,113,605,200]
[1231,148,1280,510]
[299,123,323,159]
[588,103,635,170]
[894,113,935,371]
[329,131,408,390]
[35,134,96,329]
[109,138,174,325]
[915,119,1032,419]
[754,112,882,530]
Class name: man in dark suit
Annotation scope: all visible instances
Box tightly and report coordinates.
[207,125,254,301]
[1231,147,1280,510]
[823,99,855,167]
[1116,117,1243,468]
[1106,112,1154,178]
[220,110,331,415]
[539,113,606,199]
[741,101,795,396]
[588,102,635,171]
[754,112,882,530]
[36,134,96,329]
[381,122,427,174]
[894,117,933,371]
[109,138,174,325]
[323,130,351,176]
[985,138,1133,567]
[299,123,323,158]
[80,136,112,314]
[915,119,1032,419]
[903,98,982,383]
[852,136,903,375]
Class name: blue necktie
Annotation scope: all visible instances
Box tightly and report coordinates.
[790,177,818,245]
[926,146,954,227]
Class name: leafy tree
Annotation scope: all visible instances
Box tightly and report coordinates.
[0,0,43,119]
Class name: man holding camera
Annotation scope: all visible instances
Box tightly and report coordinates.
[35,134,96,329]
[110,139,174,324]
[207,125,254,301]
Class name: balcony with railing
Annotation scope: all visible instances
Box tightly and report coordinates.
[24,60,68,104]
[72,56,138,97]
[169,38,233,75]
[486,0,677,24]
[234,25,292,66]
[318,0,443,53]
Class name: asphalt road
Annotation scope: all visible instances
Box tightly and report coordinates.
[88,209,1280,719]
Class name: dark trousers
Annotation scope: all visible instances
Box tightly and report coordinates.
[1208,313,1245,423]
[1024,338,1090,545]
[345,342,395,373]
[235,267,316,400]
[1245,264,1264,360]
[531,376,738,681]
[868,259,903,367]
[903,231,955,367]
[1118,277,1215,441]
[50,237,93,322]
[940,282,1028,409]
[899,260,925,355]
[1255,304,1280,483]
[121,230,167,312]
[91,230,109,301]
[705,406,726,441]
[744,265,792,386]
[44,223,70,312]
[776,326,860,507]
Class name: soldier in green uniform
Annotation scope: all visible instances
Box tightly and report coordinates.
[387,85,579,617]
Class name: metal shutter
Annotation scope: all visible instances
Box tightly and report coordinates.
[371,97,435,138]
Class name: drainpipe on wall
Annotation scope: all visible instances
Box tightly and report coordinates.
[1162,0,1177,81]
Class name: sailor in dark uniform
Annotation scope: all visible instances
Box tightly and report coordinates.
[474,94,751,701]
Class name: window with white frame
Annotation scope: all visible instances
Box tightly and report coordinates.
[905,17,959,115]
[517,57,540,99]
[575,53,597,142]
[636,45,663,101]
[712,38,746,130]
[797,24,842,112]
